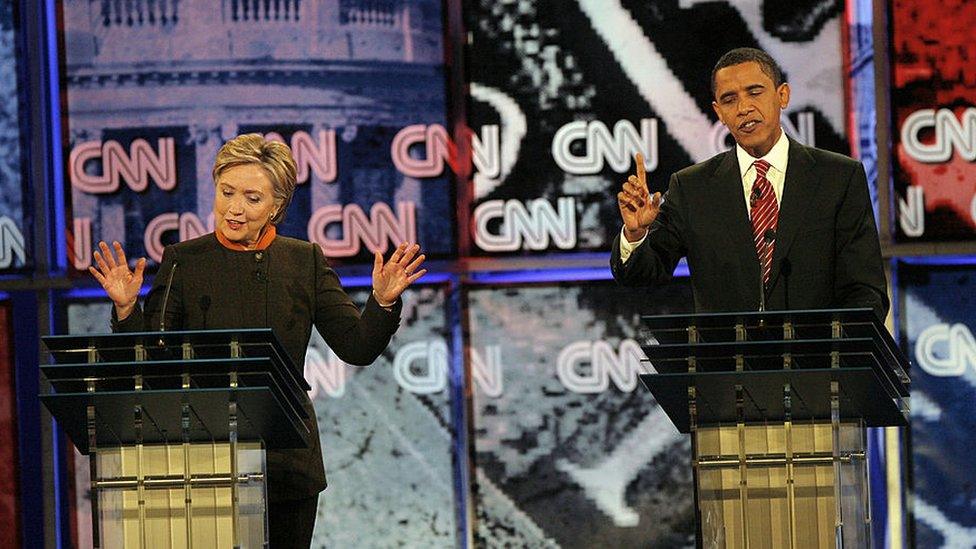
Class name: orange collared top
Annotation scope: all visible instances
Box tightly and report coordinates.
[215,224,278,251]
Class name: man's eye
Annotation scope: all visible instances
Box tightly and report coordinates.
[222,190,233,197]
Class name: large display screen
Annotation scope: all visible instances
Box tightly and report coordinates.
[889,1,976,241]
[465,279,695,547]
[61,0,455,271]
[899,262,976,546]
[0,2,29,273]
[463,0,850,255]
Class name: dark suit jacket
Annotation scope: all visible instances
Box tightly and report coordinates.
[611,139,889,318]
[113,233,401,501]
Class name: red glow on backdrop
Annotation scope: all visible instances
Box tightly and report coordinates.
[0,303,21,548]
[890,0,976,241]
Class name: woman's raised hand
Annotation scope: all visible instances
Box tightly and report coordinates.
[88,241,146,320]
[372,242,427,306]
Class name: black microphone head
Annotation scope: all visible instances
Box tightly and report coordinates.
[781,258,792,276]
[763,228,776,242]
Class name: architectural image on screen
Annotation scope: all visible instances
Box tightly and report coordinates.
[61,0,455,273]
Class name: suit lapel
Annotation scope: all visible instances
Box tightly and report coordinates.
[711,150,760,281]
[769,139,817,287]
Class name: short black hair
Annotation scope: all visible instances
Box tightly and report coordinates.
[711,48,786,98]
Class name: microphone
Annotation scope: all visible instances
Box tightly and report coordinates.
[199,295,211,330]
[781,258,792,310]
[158,261,178,346]
[750,186,762,207]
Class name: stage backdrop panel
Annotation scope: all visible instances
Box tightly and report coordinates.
[0,301,21,547]
[61,0,454,271]
[898,262,976,547]
[305,284,459,547]
[62,282,459,548]
[465,280,695,547]
[0,2,29,273]
[461,0,850,255]
[889,0,976,242]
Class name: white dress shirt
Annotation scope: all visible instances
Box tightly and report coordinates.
[619,131,791,262]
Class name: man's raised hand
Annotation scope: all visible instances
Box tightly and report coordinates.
[617,152,662,242]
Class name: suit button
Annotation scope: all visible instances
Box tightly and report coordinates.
[255,252,264,262]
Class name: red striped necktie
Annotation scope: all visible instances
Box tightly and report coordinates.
[750,159,779,286]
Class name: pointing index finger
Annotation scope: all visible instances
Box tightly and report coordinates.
[634,153,647,190]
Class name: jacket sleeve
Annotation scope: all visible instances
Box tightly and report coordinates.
[831,162,889,320]
[111,245,184,333]
[311,243,401,366]
[610,172,688,286]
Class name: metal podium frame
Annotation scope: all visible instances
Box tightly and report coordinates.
[41,329,312,549]
[638,309,909,548]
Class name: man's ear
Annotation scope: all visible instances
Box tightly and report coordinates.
[712,101,724,125]
[777,82,791,109]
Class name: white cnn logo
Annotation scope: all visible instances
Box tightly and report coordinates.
[473,198,576,252]
[551,119,658,175]
[901,108,976,163]
[556,339,647,393]
[916,323,976,377]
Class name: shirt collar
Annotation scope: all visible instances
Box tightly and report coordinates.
[215,224,277,251]
[736,130,790,177]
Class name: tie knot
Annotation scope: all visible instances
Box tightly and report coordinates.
[754,159,771,176]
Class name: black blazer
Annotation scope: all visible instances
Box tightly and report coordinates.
[611,139,889,319]
[113,233,402,501]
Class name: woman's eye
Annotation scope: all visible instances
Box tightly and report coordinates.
[247,196,260,203]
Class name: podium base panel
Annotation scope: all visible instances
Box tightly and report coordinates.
[694,422,868,549]
[93,442,267,549]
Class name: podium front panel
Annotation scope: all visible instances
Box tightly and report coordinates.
[43,386,309,452]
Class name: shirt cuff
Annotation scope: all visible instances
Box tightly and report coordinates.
[372,290,396,310]
[619,227,647,263]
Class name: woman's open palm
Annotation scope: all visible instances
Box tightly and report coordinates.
[88,241,146,316]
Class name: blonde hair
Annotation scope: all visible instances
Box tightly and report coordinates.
[212,133,297,225]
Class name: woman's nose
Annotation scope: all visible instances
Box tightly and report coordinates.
[227,197,245,214]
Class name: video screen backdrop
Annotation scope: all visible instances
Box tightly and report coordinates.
[61,0,455,272]
[63,283,460,547]
[0,301,21,548]
[465,280,695,547]
[898,263,976,547]
[463,0,850,255]
[0,2,28,273]
[889,0,976,242]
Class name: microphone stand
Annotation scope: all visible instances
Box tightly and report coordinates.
[158,261,178,347]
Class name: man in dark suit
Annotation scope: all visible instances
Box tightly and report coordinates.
[611,48,888,319]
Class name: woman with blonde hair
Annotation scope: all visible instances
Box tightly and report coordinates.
[90,133,426,547]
